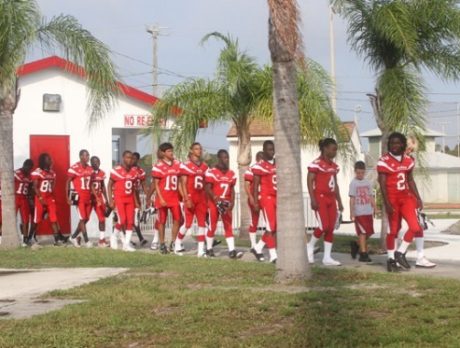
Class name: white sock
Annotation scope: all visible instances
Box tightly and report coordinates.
[226,237,235,251]
[178,225,187,238]
[387,249,395,259]
[125,230,133,246]
[99,232,105,240]
[308,235,319,249]
[269,248,277,261]
[249,232,257,249]
[397,241,410,254]
[114,228,121,237]
[323,241,333,260]
[254,239,265,254]
[206,236,214,250]
[153,229,159,243]
[197,241,205,255]
[415,237,424,259]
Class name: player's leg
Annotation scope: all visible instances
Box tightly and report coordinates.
[322,198,340,266]
[386,198,402,272]
[18,198,30,245]
[150,218,160,250]
[122,201,136,252]
[94,202,107,247]
[169,205,183,254]
[156,208,169,254]
[133,207,147,246]
[307,195,328,264]
[355,215,373,262]
[175,203,191,253]
[195,200,208,257]
[0,200,2,244]
[47,198,67,245]
[248,200,259,250]
[205,203,218,257]
[258,196,277,263]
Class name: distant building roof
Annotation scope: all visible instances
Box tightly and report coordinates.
[424,152,460,169]
[361,127,445,137]
[227,119,356,139]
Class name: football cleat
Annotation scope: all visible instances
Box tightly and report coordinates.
[229,250,243,259]
[322,257,342,266]
[212,239,222,247]
[358,252,372,263]
[250,248,265,262]
[306,243,314,264]
[85,241,93,248]
[350,241,359,260]
[110,235,118,250]
[415,257,436,268]
[123,243,136,252]
[98,239,108,248]
[394,251,411,270]
[150,241,159,250]
[160,243,169,254]
[70,237,80,248]
[271,258,277,264]
[140,239,148,247]
[387,258,400,272]
[206,249,215,258]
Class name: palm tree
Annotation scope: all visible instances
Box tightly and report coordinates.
[0,0,118,248]
[151,32,344,242]
[266,0,310,280]
[333,0,460,248]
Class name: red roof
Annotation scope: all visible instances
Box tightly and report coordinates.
[17,56,159,106]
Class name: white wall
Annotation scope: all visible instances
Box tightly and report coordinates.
[14,69,154,236]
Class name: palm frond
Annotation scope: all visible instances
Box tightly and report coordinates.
[37,15,118,125]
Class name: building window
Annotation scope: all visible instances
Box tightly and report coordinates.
[112,136,120,166]
[42,94,62,112]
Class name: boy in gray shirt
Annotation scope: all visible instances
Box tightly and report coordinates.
[349,161,375,262]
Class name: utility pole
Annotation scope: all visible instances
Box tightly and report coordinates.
[329,5,337,113]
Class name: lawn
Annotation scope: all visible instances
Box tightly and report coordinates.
[0,247,459,347]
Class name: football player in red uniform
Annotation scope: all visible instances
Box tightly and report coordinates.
[67,150,94,248]
[306,138,344,266]
[205,149,243,259]
[108,150,139,252]
[244,151,264,250]
[151,143,182,254]
[14,159,34,245]
[90,156,109,247]
[377,132,436,272]
[177,143,208,256]
[251,142,277,263]
[132,152,148,247]
[32,153,68,245]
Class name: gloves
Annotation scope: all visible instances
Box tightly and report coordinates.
[216,200,230,215]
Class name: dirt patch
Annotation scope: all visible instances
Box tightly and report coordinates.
[442,220,460,235]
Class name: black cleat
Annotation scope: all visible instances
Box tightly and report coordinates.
[394,251,411,269]
[169,242,175,252]
[350,241,359,260]
[229,250,243,259]
[206,249,215,258]
[387,258,400,272]
[160,243,169,255]
[140,239,148,247]
[212,239,222,247]
[358,252,372,263]
[250,248,265,262]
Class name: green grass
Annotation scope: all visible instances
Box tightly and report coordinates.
[0,248,460,347]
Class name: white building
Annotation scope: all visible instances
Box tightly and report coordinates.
[361,128,460,204]
[227,119,364,225]
[14,56,160,236]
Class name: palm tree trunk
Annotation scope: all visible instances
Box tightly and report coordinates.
[0,87,20,249]
[268,16,309,281]
[236,124,252,240]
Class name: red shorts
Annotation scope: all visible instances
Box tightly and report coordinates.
[34,196,57,224]
[76,195,92,221]
[207,201,233,238]
[260,195,276,232]
[157,205,181,225]
[92,201,105,223]
[248,200,260,233]
[387,193,420,237]
[115,197,135,230]
[16,196,31,224]
[183,196,207,228]
[354,215,374,236]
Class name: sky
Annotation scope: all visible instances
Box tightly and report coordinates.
[34,0,460,152]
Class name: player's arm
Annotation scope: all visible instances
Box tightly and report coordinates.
[205,182,217,203]
[378,173,393,215]
[145,180,155,207]
[349,197,355,221]
[101,181,109,206]
[252,175,261,213]
[334,175,344,211]
[107,178,115,208]
[65,177,72,205]
[180,175,193,208]
[245,180,254,206]
[408,171,423,209]
[307,172,318,210]
[229,185,235,211]
[154,178,166,207]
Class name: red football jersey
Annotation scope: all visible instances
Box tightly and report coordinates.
[31,168,56,198]
[152,159,181,206]
[110,165,138,200]
[180,160,208,200]
[205,167,237,201]
[14,169,32,197]
[68,162,93,198]
[308,157,340,195]
[252,160,277,197]
[133,166,146,191]
[91,169,106,196]
[377,153,415,196]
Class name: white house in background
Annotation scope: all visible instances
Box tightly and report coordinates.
[14,56,165,237]
[227,120,364,226]
[361,128,460,204]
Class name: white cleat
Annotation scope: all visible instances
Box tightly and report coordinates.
[123,244,136,252]
[416,257,436,268]
[110,235,118,250]
[306,243,315,264]
[70,237,80,248]
[85,241,93,248]
[197,252,207,258]
[322,258,342,266]
[150,242,159,250]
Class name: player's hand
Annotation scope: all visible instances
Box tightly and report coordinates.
[160,199,167,207]
[311,199,319,211]
[228,202,234,211]
[385,203,394,215]
[108,200,115,209]
[350,214,355,222]
[253,203,260,214]
[338,202,344,212]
